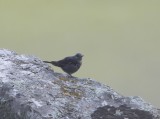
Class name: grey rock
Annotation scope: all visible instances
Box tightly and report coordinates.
[0,49,159,119]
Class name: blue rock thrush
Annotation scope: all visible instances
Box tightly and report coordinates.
[44,53,83,76]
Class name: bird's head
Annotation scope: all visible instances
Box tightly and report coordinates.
[75,53,83,60]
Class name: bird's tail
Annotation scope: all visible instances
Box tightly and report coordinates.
[43,61,59,67]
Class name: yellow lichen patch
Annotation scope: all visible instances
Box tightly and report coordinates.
[59,77,70,81]
[58,76,78,83]
[60,86,83,99]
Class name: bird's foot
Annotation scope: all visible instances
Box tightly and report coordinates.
[66,74,76,78]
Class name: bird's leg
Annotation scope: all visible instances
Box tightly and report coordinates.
[66,73,74,78]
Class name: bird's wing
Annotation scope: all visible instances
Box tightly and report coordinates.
[58,57,77,66]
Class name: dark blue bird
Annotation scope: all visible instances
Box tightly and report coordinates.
[44,53,83,76]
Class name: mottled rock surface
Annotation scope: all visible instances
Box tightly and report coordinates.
[0,49,159,119]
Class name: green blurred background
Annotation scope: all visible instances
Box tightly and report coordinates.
[0,0,160,107]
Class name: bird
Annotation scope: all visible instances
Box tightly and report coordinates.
[43,53,83,76]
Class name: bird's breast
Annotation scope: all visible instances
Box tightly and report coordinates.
[62,62,81,74]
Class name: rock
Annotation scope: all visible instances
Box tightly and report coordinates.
[0,49,159,119]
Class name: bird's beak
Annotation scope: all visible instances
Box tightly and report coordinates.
[81,55,84,57]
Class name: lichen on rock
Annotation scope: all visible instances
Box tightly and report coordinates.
[0,49,159,119]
